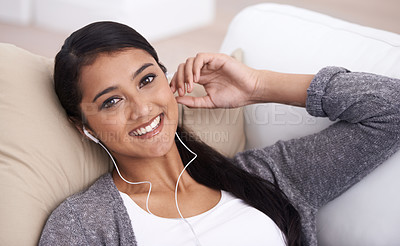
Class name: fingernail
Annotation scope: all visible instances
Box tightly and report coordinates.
[179,88,184,96]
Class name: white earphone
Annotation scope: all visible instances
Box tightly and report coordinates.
[82,126,153,213]
[83,126,99,143]
[82,125,201,245]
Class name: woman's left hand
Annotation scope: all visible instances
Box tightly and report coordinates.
[170,52,314,108]
[170,53,260,108]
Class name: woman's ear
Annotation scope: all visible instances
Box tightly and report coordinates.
[68,117,85,136]
[69,119,99,143]
[68,117,99,143]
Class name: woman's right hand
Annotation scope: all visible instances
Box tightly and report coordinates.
[170,53,260,108]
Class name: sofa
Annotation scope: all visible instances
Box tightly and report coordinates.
[1,3,399,245]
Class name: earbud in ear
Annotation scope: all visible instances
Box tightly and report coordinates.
[83,126,99,144]
[165,71,173,81]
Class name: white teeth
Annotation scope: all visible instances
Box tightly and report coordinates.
[132,115,161,136]
[151,115,160,128]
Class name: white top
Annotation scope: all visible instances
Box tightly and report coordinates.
[120,190,286,246]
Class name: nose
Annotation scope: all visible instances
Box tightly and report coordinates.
[125,96,153,121]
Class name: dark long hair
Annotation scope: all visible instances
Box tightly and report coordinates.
[54,21,303,245]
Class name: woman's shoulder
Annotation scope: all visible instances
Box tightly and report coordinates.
[40,173,132,244]
[65,172,116,206]
[50,173,117,217]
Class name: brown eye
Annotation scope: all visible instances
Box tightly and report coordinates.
[139,74,156,88]
[101,97,122,109]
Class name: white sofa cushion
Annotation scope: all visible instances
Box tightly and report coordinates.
[220,3,400,245]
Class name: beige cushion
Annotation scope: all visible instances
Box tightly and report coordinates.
[178,84,245,157]
[0,43,111,245]
[177,48,246,158]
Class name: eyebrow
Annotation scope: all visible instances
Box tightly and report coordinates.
[92,86,118,103]
[92,63,154,103]
[133,63,154,80]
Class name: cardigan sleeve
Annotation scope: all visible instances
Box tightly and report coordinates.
[39,200,88,245]
[234,67,400,209]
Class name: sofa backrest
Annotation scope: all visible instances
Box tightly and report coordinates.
[220,3,400,245]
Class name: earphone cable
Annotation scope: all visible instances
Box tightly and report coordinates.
[174,132,201,246]
[96,132,201,246]
[98,141,153,215]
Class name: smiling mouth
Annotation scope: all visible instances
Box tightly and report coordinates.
[129,113,163,138]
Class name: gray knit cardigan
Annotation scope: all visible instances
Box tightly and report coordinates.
[39,67,400,245]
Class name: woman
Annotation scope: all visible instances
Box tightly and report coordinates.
[39,21,400,246]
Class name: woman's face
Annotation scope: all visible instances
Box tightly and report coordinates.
[79,48,178,160]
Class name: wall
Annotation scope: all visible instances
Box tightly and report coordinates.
[0,0,215,42]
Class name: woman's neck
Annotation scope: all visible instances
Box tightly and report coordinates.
[112,143,196,195]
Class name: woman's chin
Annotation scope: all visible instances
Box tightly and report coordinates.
[135,132,176,157]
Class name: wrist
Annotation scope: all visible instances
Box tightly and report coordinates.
[248,70,274,104]
[249,70,314,107]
